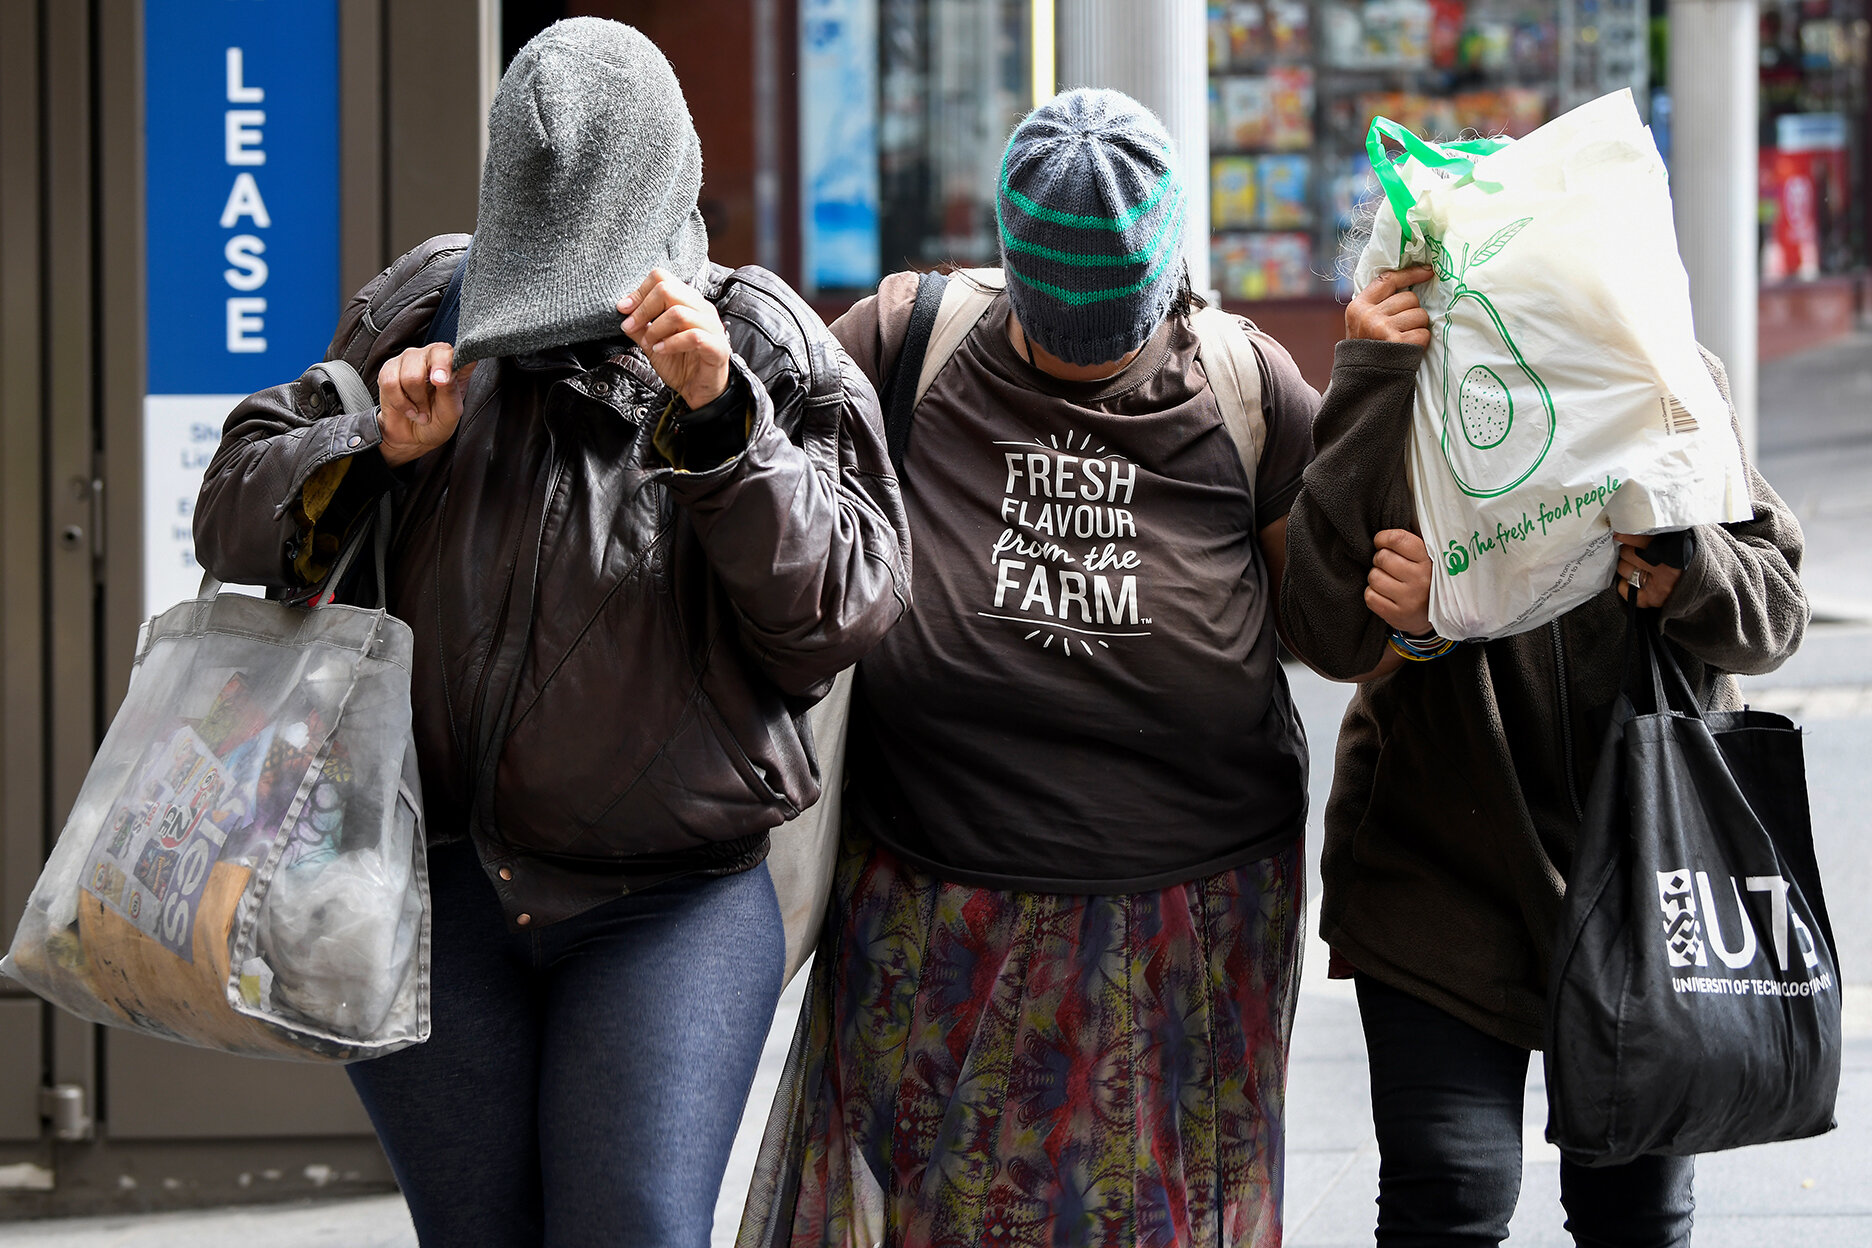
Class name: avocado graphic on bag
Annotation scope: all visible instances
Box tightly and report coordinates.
[1351,94,1751,640]
[1426,222,1556,499]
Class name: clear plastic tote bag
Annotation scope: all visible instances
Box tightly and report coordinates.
[2,363,429,1061]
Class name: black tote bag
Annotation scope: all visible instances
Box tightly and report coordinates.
[1544,610,1841,1165]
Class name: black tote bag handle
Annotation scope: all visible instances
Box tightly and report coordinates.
[1619,592,1700,720]
[1547,579,1842,1164]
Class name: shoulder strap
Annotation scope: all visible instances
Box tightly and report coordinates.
[1189,305,1268,514]
[306,358,374,420]
[915,268,1003,409]
[207,359,390,606]
[882,272,948,472]
[302,360,392,608]
[880,268,1005,472]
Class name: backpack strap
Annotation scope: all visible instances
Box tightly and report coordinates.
[882,272,948,472]
[915,268,1003,408]
[328,232,470,377]
[881,275,1266,513]
[1189,305,1268,516]
[879,268,1005,472]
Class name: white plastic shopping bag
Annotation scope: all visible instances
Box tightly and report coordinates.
[1354,89,1752,640]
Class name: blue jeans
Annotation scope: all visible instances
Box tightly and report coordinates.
[1356,973,1695,1248]
[348,840,785,1248]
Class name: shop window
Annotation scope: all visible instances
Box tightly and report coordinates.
[1758,0,1868,283]
[1207,0,1648,304]
[803,0,1042,293]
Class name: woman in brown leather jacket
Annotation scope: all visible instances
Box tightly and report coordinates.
[192,21,908,1248]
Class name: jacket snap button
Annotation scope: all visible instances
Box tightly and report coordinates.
[347,434,363,448]
[516,912,532,926]
[499,867,513,881]
[591,381,612,397]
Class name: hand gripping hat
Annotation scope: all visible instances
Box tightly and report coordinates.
[995,88,1188,367]
[453,18,710,364]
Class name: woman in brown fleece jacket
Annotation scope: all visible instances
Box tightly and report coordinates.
[1279,265,1808,1247]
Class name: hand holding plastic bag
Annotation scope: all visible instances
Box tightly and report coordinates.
[1354,89,1752,640]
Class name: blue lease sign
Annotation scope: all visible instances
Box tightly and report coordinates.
[143,0,338,616]
[145,0,339,395]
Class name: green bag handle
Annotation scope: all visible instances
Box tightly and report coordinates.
[1365,117,1510,244]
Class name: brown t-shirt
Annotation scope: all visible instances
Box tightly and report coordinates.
[830,272,1320,892]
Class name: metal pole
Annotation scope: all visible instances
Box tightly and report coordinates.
[1057,0,1210,294]
[753,0,782,273]
[1668,0,1758,457]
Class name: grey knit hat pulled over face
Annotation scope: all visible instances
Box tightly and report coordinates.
[454,18,709,364]
[996,88,1187,367]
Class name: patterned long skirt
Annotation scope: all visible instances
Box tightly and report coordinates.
[738,831,1304,1248]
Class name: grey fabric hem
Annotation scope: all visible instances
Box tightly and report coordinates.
[455,213,710,365]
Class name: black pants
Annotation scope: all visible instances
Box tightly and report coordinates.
[1356,973,1695,1248]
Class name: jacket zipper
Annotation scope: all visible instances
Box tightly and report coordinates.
[463,554,518,761]
[432,485,466,756]
[463,487,535,799]
[1551,619,1584,823]
[468,444,568,837]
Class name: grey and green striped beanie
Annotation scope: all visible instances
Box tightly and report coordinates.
[996,89,1187,367]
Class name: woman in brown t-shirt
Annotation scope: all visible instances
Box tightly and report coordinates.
[742,90,1320,1248]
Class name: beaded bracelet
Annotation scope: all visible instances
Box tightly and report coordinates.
[1388,629,1459,661]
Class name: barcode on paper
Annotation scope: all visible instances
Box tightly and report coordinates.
[1660,394,1698,435]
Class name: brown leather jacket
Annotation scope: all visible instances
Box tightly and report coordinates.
[195,236,911,924]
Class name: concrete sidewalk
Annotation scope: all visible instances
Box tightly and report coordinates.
[1284,973,1872,1247]
[1756,332,1872,622]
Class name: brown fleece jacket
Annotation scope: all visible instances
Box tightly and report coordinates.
[1281,338,1808,1050]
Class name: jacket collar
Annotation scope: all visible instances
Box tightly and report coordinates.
[508,336,634,376]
